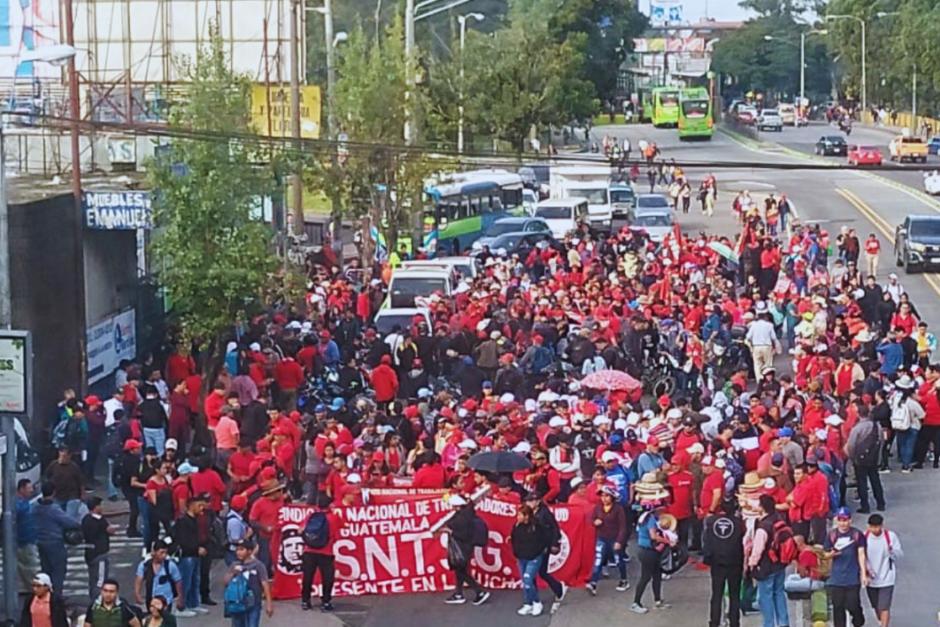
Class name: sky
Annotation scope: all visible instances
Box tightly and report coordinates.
[640,0,755,22]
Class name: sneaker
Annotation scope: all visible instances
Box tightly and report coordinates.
[587,582,597,596]
[517,604,533,616]
[192,607,209,615]
[879,468,891,474]
[901,468,912,474]
[655,600,671,609]
[445,593,467,605]
[601,566,610,578]
[201,598,218,607]
[630,603,649,614]
[301,601,311,611]
[531,602,543,616]
[622,554,631,564]
[320,602,334,612]
[174,610,197,618]
[559,582,568,601]
[550,600,561,614]
[616,580,630,591]
[472,591,491,606]
[662,573,671,581]
[857,508,871,514]
[913,463,924,469]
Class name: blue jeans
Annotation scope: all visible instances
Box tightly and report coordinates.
[517,556,543,605]
[143,427,166,456]
[756,569,789,627]
[897,428,919,468]
[590,538,626,583]
[178,556,202,609]
[106,459,119,498]
[57,498,87,520]
[231,605,261,627]
[138,497,152,548]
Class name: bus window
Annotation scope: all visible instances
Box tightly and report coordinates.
[682,100,708,118]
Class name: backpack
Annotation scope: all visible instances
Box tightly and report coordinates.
[141,559,180,606]
[890,399,912,431]
[302,511,330,548]
[471,516,488,547]
[768,519,798,565]
[808,545,832,580]
[854,423,881,467]
[223,572,256,617]
[50,419,69,450]
[529,345,554,374]
[209,512,228,559]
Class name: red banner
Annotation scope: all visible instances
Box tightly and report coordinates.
[269,493,594,599]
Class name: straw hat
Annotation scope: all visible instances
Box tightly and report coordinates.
[658,513,678,532]
[634,472,670,502]
[739,471,763,493]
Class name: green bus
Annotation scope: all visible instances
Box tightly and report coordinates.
[651,87,679,127]
[678,87,713,140]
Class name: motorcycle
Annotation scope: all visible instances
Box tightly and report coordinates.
[641,351,679,397]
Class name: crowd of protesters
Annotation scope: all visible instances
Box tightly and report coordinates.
[20,176,929,627]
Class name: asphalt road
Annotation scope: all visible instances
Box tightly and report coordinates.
[7,124,940,627]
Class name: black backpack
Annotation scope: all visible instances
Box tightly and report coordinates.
[141,559,180,606]
[854,423,881,467]
[471,516,488,547]
[302,511,330,548]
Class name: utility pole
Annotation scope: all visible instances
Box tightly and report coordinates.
[290,0,303,236]
[912,62,917,130]
[404,0,415,145]
[0,129,8,329]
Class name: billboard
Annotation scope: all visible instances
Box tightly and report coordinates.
[86,308,136,385]
[0,0,61,80]
[71,0,301,84]
[649,0,683,26]
[250,84,321,139]
[84,191,153,230]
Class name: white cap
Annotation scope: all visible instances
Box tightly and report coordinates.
[666,408,683,420]
[627,412,641,426]
[538,391,560,403]
[513,441,532,454]
[614,418,628,431]
[686,443,705,455]
[825,414,844,426]
[346,473,362,485]
[32,573,53,590]
[570,476,584,489]
[524,399,537,412]
[165,438,178,450]
[458,439,478,450]
[815,429,828,441]
[549,416,567,428]
[593,415,612,427]
[449,495,468,507]
[601,451,619,463]
[763,478,777,489]
[226,341,238,352]
[249,342,261,352]
[500,393,515,404]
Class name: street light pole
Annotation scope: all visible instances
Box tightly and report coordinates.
[289,0,303,235]
[404,0,415,144]
[826,14,866,112]
[457,12,483,155]
[799,29,827,107]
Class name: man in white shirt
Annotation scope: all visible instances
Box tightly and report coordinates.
[102,390,125,500]
[883,273,905,305]
[745,311,780,381]
[864,513,902,627]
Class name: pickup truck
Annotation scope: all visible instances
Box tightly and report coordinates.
[889,136,929,163]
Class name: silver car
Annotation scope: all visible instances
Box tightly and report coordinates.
[632,208,675,243]
[757,109,783,132]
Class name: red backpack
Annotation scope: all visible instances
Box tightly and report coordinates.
[768,519,798,565]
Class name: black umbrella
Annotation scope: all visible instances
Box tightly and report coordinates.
[467,451,532,473]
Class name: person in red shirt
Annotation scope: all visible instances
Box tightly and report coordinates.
[665,462,695,548]
[364,451,393,488]
[698,458,724,519]
[863,233,881,278]
[296,336,318,376]
[787,463,829,544]
[165,346,196,389]
[227,438,257,494]
[370,355,399,404]
[274,355,305,411]
[203,381,226,429]
[270,429,296,478]
[323,454,351,500]
[189,463,227,513]
[248,480,286,571]
[412,451,447,489]
[299,493,345,611]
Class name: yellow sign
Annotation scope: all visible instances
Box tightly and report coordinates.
[250,84,321,139]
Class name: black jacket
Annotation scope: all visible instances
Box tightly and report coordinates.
[138,399,168,430]
[448,506,477,551]
[240,401,269,445]
[532,505,561,551]
[511,521,549,560]
[171,513,202,557]
[19,594,69,627]
[702,513,744,567]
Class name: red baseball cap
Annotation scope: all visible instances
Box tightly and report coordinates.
[657,395,671,408]
[647,436,661,448]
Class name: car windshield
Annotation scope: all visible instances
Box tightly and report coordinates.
[860,146,879,151]
[910,220,940,238]
[634,213,672,227]
[483,221,525,237]
[762,110,779,116]
[390,278,446,306]
[902,138,925,144]
[637,196,670,209]
[536,206,573,220]
[825,137,845,144]
[659,92,678,106]
[610,189,634,203]
[375,314,417,335]
[568,188,608,204]
[681,100,708,117]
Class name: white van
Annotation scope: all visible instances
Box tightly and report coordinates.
[399,256,480,280]
[387,268,452,308]
[534,198,589,239]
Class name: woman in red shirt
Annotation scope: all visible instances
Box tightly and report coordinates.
[363,452,392,488]
[890,302,918,337]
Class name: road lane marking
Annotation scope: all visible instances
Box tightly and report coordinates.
[836,188,940,298]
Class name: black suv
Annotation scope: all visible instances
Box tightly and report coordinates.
[815,135,848,156]
[895,215,940,273]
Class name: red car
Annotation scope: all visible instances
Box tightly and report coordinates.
[847,145,883,166]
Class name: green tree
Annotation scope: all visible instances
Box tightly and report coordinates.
[149,33,279,425]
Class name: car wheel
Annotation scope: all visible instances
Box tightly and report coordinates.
[895,245,903,267]
[904,254,918,274]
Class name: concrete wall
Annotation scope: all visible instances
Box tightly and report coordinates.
[4,129,157,177]
[9,193,83,437]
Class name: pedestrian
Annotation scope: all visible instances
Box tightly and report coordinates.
[441,495,490,606]
[141,596,176,627]
[134,539,191,618]
[15,479,41,595]
[139,386,169,456]
[145,461,176,548]
[745,495,790,627]
[225,495,252,566]
[889,375,924,473]
[223,539,274,627]
[171,495,209,615]
[81,496,117,602]
[33,482,80,596]
[864,513,902,627]
[118,439,144,537]
[846,407,886,512]
[43,446,86,519]
[703,499,744,627]
[300,493,343,612]
[522,492,567,611]
[82,579,142,627]
[631,499,671,614]
[511,504,547,616]
[586,485,628,595]
[19,573,69,627]
[824,507,868,627]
